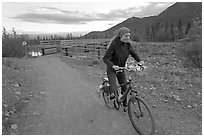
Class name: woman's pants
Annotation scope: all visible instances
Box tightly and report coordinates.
[107,69,127,107]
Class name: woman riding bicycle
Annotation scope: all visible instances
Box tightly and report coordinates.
[103,27,144,112]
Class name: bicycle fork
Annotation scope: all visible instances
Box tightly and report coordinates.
[134,99,144,118]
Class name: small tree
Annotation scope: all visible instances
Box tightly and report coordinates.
[181,18,202,68]
[165,21,169,33]
[2,27,27,57]
[170,23,175,41]
[185,21,191,34]
[151,25,155,41]
[177,19,183,37]
[12,27,17,39]
[145,25,151,41]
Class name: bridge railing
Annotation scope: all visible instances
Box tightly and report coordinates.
[26,39,110,59]
[60,39,109,60]
[40,40,61,55]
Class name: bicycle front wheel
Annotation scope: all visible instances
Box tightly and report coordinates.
[102,91,114,108]
[128,96,155,135]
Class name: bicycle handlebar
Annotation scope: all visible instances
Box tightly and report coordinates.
[115,65,146,73]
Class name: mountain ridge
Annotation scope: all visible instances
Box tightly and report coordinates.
[82,2,202,40]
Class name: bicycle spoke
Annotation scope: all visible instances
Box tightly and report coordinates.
[128,97,155,135]
[102,92,114,108]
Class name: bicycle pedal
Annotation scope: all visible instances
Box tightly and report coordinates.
[110,95,115,100]
[123,107,127,112]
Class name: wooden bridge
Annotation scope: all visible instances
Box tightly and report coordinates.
[25,39,109,60]
[25,39,173,60]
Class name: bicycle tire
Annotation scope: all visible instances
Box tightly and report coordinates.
[128,96,155,135]
[102,91,114,108]
[113,98,120,110]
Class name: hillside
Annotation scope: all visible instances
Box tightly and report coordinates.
[156,2,202,24]
[83,2,202,41]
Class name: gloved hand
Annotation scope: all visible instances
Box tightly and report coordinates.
[112,65,120,71]
[138,61,144,66]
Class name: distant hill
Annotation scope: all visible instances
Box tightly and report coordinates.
[155,2,202,23]
[82,2,202,41]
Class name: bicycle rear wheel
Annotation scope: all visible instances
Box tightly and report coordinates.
[113,98,120,110]
[128,96,155,135]
[102,91,114,108]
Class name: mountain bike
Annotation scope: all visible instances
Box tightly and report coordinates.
[98,64,155,135]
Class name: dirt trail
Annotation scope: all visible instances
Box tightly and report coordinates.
[23,55,137,135]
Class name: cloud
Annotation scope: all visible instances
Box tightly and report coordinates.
[133,2,175,17]
[41,6,80,14]
[13,13,97,24]
[12,2,174,25]
[99,2,175,19]
[12,9,114,24]
[13,5,102,24]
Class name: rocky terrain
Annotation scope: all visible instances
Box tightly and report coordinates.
[2,42,202,135]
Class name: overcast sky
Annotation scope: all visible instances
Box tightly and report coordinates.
[2,1,175,35]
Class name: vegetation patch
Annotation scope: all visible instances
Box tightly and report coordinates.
[2,58,46,135]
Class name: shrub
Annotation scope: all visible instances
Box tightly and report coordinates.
[181,18,202,68]
[2,28,27,58]
[185,40,202,68]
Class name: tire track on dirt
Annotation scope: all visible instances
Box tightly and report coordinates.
[24,55,137,135]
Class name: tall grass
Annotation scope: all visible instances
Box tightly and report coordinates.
[179,18,202,68]
[2,36,26,57]
[179,40,202,68]
[2,28,27,58]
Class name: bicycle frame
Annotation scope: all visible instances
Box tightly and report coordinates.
[100,64,145,102]
[115,69,140,103]
[100,65,155,135]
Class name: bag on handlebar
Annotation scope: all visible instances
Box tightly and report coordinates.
[102,85,112,93]
[100,81,112,93]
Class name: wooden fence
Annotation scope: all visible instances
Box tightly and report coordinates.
[26,40,175,59]
[25,39,109,59]
[40,40,61,55]
[60,39,109,60]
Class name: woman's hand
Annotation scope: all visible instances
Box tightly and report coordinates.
[112,65,120,71]
[138,61,144,66]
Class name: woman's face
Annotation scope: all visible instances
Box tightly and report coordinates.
[120,33,131,43]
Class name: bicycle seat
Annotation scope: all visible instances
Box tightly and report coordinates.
[103,77,109,82]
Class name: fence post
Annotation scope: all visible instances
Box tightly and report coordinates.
[65,48,68,56]
[97,46,101,59]
[22,41,28,58]
[42,48,45,56]
[75,44,77,56]
[25,46,27,58]
[84,45,87,52]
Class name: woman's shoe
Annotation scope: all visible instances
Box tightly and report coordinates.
[110,94,115,100]
[123,106,127,112]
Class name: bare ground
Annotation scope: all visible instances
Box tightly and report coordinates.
[2,42,202,135]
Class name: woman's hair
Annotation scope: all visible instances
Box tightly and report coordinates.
[114,27,130,38]
[107,27,130,49]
